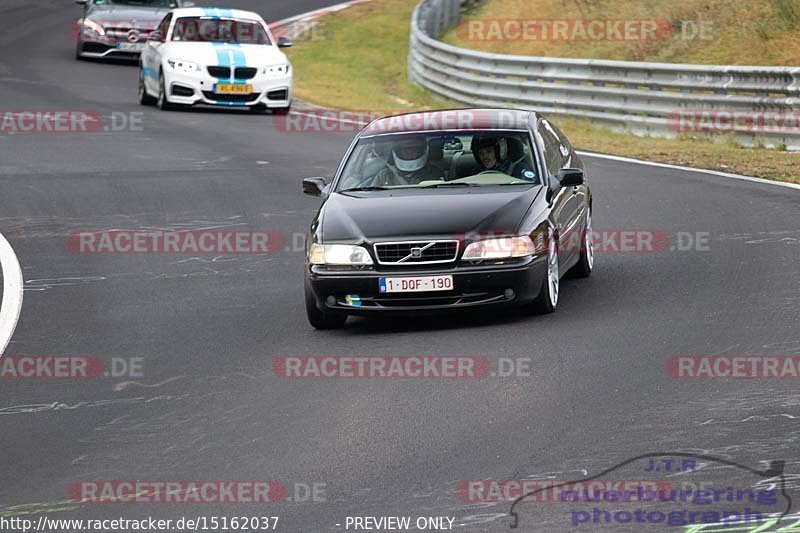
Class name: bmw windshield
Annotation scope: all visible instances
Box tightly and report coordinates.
[171,17,272,45]
[92,0,178,6]
[336,131,541,192]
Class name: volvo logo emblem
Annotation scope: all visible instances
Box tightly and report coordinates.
[127,29,141,43]
[395,242,438,263]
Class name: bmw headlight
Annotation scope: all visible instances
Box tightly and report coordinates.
[166,59,201,73]
[462,235,541,261]
[309,244,373,266]
[262,63,291,78]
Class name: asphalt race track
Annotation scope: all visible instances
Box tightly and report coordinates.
[0,1,798,531]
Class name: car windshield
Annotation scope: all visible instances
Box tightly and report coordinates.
[336,131,540,192]
[93,0,177,6]
[172,17,271,44]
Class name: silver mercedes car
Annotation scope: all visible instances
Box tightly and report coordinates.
[74,0,193,60]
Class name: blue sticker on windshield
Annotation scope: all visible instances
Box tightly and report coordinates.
[523,170,535,180]
[202,8,234,18]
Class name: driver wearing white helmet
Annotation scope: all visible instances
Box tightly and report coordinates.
[372,137,443,186]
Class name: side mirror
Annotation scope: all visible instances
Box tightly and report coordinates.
[277,37,293,48]
[557,168,584,187]
[303,177,327,196]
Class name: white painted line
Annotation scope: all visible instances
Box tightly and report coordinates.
[576,151,800,191]
[0,231,23,357]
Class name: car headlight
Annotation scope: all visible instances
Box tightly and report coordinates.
[262,63,290,77]
[82,18,105,36]
[462,235,542,261]
[166,59,201,73]
[309,244,373,266]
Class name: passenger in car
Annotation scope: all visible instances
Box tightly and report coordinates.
[473,136,512,173]
[472,135,535,180]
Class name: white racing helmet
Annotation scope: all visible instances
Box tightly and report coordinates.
[392,138,428,172]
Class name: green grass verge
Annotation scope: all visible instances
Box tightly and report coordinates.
[284,0,799,184]
[441,0,800,65]
[287,0,453,111]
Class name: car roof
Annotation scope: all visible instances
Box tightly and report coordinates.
[169,7,264,22]
[360,108,536,136]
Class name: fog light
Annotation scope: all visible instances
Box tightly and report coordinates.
[504,289,515,299]
[326,296,336,306]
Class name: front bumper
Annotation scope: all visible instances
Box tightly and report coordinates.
[163,69,292,108]
[306,256,548,316]
[78,38,146,59]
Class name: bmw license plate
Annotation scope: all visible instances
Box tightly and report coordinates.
[215,84,252,94]
[379,275,453,293]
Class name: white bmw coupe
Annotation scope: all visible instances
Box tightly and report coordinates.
[139,7,293,113]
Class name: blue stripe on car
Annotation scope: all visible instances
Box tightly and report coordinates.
[210,43,249,106]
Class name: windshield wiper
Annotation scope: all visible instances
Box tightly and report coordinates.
[420,182,480,188]
[338,186,390,193]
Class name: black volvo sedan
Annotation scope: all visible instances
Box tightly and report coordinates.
[302,109,593,329]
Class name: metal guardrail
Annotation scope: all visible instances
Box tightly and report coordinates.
[408,0,800,149]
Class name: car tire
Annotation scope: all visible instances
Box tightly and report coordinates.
[569,209,593,278]
[157,73,174,111]
[522,229,559,315]
[75,39,84,61]
[305,283,347,329]
[138,67,156,106]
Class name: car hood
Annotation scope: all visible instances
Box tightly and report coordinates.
[320,187,543,242]
[86,6,170,27]
[159,42,288,67]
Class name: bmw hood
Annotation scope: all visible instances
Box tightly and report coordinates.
[320,187,543,242]
[160,42,289,68]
